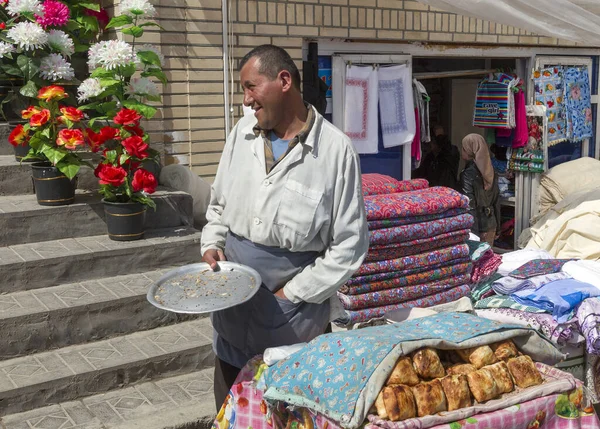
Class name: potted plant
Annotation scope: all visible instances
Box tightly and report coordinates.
[24,84,89,205]
[77,0,165,240]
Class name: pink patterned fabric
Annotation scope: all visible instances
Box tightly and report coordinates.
[364,186,469,221]
[368,207,467,230]
[471,251,503,284]
[362,174,429,196]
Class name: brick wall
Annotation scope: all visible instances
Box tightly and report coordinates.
[117,0,583,182]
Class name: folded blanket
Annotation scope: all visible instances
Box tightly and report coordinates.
[369,213,474,246]
[467,239,491,261]
[576,297,600,355]
[367,207,467,230]
[365,229,470,262]
[338,273,471,310]
[471,273,502,301]
[364,186,469,221]
[355,244,470,277]
[348,257,471,286]
[471,251,503,284]
[340,284,472,324]
[475,295,552,314]
[492,272,571,295]
[362,174,428,197]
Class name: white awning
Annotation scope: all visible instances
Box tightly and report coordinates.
[417,0,600,46]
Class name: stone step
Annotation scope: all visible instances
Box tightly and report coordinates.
[0,188,193,246]
[0,267,202,360]
[0,155,99,196]
[0,227,202,294]
[1,367,216,429]
[0,318,215,416]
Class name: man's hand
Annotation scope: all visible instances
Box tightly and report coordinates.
[202,249,227,271]
[274,288,289,301]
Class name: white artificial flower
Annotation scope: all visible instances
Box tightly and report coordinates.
[39,53,75,81]
[6,22,48,51]
[77,77,104,102]
[0,42,16,58]
[136,44,164,66]
[88,40,136,70]
[47,30,74,57]
[126,77,159,97]
[120,0,156,17]
[6,0,43,16]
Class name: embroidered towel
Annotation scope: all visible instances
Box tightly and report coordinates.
[564,66,593,142]
[376,64,416,148]
[344,65,379,154]
[533,67,567,145]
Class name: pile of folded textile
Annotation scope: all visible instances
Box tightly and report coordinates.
[336,174,474,325]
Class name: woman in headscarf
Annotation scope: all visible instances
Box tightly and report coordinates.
[460,133,501,246]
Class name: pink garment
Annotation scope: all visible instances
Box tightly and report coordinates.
[513,89,528,148]
[411,108,421,161]
[497,128,512,137]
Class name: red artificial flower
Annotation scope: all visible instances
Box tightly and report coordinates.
[95,163,127,187]
[0,23,6,30]
[29,109,51,127]
[21,106,41,119]
[124,124,144,137]
[114,108,142,126]
[56,129,84,150]
[38,85,67,101]
[84,128,102,152]
[59,106,84,122]
[100,126,120,141]
[121,135,149,159]
[84,7,109,29]
[8,124,28,147]
[132,168,157,194]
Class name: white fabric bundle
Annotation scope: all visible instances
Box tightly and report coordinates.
[344,65,379,154]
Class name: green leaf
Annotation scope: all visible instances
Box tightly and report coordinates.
[122,99,157,119]
[132,194,156,210]
[65,19,83,31]
[136,50,162,68]
[2,63,23,77]
[141,69,167,85]
[19,80,38,98]
[105,14,133,29]
[98,101,118,114]
[89,116,108,127]
[99,77,121,88]
[40,127,51,138]
[74,41,90,53]
[99,184,117,201]
[139,22,165,30]
[91,68,115,78]
[63,118,74,129]
[40,144,67,165]
[119,153,130,165]
[77,102,100,111]
[79,2,101,12]
[28,135,44,151]
[17,55,39,82]
[105,149,118,164]
[80,15,99,33]
[143,94,161,102]
[56,157,80,180]
[122,26,144,37]
[119,63,137,78]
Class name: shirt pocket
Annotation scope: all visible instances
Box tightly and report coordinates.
[274,179,323,238]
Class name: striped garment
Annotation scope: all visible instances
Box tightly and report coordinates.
[473,73,517,128]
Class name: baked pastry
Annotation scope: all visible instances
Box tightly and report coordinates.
[457,346,498,369]
[375,390,388,419]
[440,374,472,411]
[507,356,543,389]
[446,363,477,376]
[485,361,514,394]
[411,379,447,417]
[386,356,420,386]
[412,348,446,379]
[467,368,500,403]
[382,385,417,421]
[491,340,519,361]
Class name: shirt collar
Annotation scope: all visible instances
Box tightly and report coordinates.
[251,103,315,146]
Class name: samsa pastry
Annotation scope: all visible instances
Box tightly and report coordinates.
[411,379,447,417]
[386,356,420,386]
[456,346,498,369]
[381,385,417,421]
[507,356,543,389]
[485,361,514,394]
[440,374,472,411]
[412,348,445,379]
[375,390,388,419]
[490,340,519,362]
[446,363,477,376]
[467,368,500,403]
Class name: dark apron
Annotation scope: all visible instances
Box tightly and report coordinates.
[211,232,330,368]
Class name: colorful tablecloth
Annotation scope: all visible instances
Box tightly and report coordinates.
[364,187,469,221]
[362,175,429,197]
[367,208,467,230]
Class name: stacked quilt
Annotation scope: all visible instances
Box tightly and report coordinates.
[336,175,475,325]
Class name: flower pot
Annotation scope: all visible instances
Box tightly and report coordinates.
[13,143,43,162]
[103,199,146,241]
[31,162,77,206]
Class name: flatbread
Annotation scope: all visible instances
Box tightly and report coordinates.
[507,356,543,389]
[412,348,446,379]
[411,379,447,417]
[386,356,420,386]
[440,374,472,411]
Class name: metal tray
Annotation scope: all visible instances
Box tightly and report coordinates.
[147,262,262,314]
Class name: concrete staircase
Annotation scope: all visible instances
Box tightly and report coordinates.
[0,154,217,428]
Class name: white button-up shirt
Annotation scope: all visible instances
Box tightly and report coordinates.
[201,106,369,319]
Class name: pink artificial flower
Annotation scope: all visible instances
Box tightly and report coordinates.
[36,0,70,29]
[84,7,109,29]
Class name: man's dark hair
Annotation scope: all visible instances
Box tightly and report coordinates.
[239,45,301,90]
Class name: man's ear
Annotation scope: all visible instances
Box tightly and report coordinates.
[279,70,293,93]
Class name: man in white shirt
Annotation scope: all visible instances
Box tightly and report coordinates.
[200,45,369,409]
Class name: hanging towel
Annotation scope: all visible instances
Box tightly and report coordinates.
[533,67,567,146]
[564,66,593,142]
[413,79,431,143]
[344,65,379,154]
[376,64,415,148]
[513,89,528,148]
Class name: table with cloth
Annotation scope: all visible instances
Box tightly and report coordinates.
[213,313,600,429]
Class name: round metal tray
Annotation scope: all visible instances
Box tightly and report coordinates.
[147,262,262,314]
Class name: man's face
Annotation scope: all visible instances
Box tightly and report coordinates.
[240,57,284,130]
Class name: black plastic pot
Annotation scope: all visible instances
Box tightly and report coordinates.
[103,199,146,241]
[13,143,42,162]
[31,162,76,206]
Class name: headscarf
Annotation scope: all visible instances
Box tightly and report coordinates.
[461,133,494,191]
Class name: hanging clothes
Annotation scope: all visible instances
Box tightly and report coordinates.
[412,107,421,168]
[473,73,518,129]
[533,67,567,145]
[512,88,528,148]
[413,79,431,144]
[564,66,593,142]
[344,65,379,154]
[376,64,416,149]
